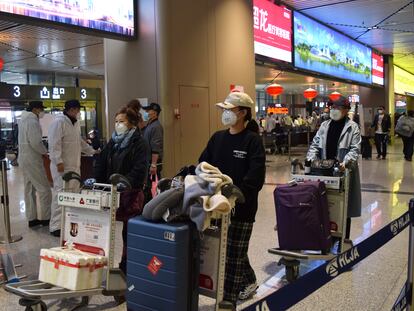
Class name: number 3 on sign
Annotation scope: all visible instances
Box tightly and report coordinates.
[256,301,270,311]
[13,86,20,98]
[80,88,87,99]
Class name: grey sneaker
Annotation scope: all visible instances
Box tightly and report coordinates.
[238,282,258,300]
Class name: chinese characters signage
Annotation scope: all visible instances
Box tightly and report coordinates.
[253,0,292,63]
[372,52,384,85]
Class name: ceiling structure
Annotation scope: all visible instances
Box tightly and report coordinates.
[0,20,103,83]
[282,0,414,74]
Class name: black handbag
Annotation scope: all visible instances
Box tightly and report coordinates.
[310,159,339,176]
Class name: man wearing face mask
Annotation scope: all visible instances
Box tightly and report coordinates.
[307,96,362,234]
[371,106,391,159]
[142,103,163,178]
[18,101,51,228]
[199,91,265,309]
[48,99,96,237]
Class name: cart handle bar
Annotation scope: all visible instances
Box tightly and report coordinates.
[109,174,132,190]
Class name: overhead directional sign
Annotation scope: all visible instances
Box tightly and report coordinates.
[0,84,99,101]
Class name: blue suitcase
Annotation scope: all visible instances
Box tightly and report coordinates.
[126,216,199,311]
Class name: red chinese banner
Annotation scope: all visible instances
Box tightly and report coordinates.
[253,0,292,63]
[372,52,384,85]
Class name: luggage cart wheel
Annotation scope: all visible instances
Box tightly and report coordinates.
[19,299,47,311]
[285,264,299,283]
[278,258,300,282]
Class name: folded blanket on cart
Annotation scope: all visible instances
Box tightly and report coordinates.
[194,162,232,192]
[183,162,242,231]
[142,162,244,231]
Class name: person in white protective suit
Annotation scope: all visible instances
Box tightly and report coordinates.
[48,99,96,237]
[18,101,51,228]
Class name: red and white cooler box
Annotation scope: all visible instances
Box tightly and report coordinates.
[39,247,107,290]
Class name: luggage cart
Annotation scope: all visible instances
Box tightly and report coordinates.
[268,167,353,283]
[5,172,130,310]
[153,173,237,311]
[199,213,230,311]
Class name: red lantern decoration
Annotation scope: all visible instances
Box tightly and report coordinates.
[329,91,341,101]
[266,83,284,96]
[303,88,318,101]
[0,58,4,71]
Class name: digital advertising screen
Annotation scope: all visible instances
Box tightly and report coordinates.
[0,0,135,38]
[394,65,414,95]
[372,52,384,85]
[253,0,292,63]
[293,12,372,84]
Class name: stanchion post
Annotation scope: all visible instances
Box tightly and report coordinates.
[307,126,310,148]
[0,160,22,244]
[408,199,414,311]
[288,130,291,160]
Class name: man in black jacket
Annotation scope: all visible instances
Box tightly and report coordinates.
[199,92,265,309]
[142,103,163,178]
[371,106,391,159]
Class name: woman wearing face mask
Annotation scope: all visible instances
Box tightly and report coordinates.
[94,107,149,274]
[371,106,391,159]
[307,96,362,236]
[199,92,266,309]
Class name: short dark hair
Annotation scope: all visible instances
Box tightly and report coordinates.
[378,106,385,110]
[65,99,81,111]
[116,107,139,127]
[27,101,44,111]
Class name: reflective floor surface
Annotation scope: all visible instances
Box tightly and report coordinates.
[0,140,412,310]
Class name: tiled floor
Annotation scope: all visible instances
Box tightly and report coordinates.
[0,140,412,310]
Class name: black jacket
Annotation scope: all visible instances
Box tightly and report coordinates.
[94,130,149,189]
[199,128,266,222]
[371,113,391,133]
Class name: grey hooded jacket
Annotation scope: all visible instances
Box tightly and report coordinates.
[307,118,362,217]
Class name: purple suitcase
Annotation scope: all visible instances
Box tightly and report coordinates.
[274,181,331,251]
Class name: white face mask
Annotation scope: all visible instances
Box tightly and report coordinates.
[330,109,343,121]
[115,122,128,135]
[378,109,384,114]
[38,111,45,119]
[76,112,81,120]
[221,109,239,126]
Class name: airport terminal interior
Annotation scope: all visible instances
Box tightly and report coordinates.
[0,145,412,310]
[0,0,413,310]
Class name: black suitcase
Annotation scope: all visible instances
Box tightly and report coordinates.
[361,136,372,159]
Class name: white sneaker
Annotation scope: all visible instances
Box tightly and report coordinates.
[238,282,258,300]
